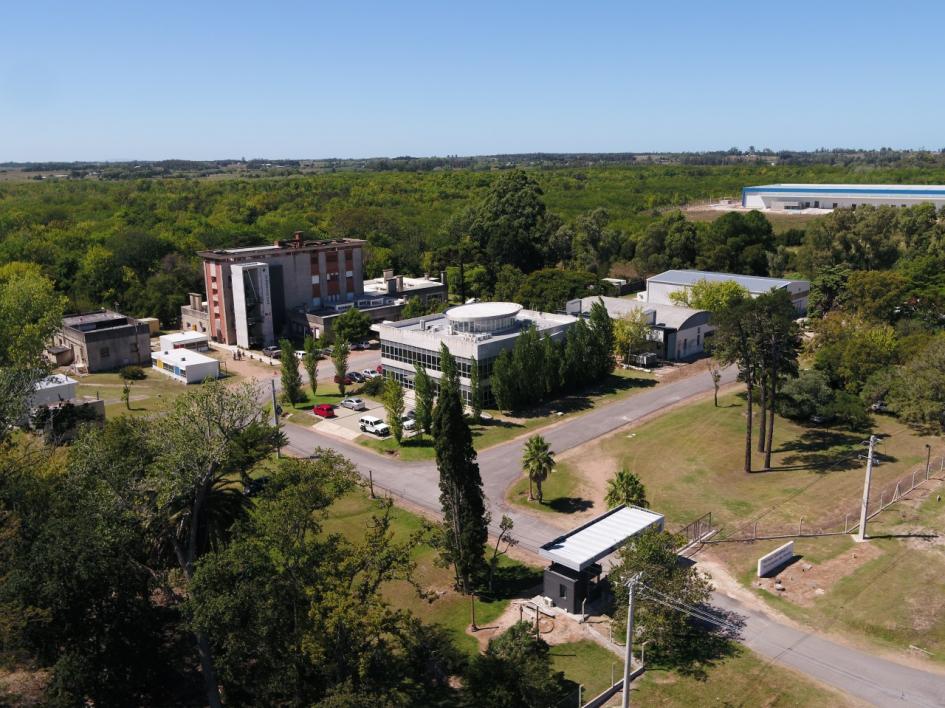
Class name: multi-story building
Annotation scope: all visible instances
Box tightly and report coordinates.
[51,310,151,373]
[197,232,366,347]
[376,302,577,404]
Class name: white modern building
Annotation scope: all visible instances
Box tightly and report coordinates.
[567,296,712,361]
[29,374,78,408]
[644,270,810,314]
[151,349,220,384]
[158,331,210,352]
[376,302,577,404]
[742,184,945,211]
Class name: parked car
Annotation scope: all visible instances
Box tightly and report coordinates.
[348,371,365,383]
[375,365,383,374]
[402,414,416,431]
[262,345,280,358]
[359,415,390,436]
[870,401,888,412]
[350,342,366,351]
[294,350,306,360]
[334,374,353,386]
[362,369,381,379]
[341,397,367,411]
[313,404,336,418]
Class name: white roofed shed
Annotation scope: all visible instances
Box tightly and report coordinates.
[540,505,665,572]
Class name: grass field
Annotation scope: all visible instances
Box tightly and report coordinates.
[320,490,542,656]
[359,368,656,461]
[74,370,190,417]
[632,643,855,706]
[508,463,586,515]
[684,207,825,234]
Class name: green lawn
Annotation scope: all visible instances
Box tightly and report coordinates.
[549,641,623,701]
[632,643,855,706]
[320,490,542,657]
[508,462,588,515]
[74,370,190,417]
[357,368,656,461]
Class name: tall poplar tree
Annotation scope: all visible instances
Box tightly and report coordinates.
[433,344,489,593]
[279,339,303,404]
[302,335,319,399]
[469,356,482,421]
[413,362,434,436]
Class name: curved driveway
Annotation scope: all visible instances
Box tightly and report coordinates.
[279,366,945,706]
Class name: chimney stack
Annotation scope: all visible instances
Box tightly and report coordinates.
[382,268,394,281]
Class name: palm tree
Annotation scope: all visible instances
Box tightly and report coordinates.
[522,434,555,503]
[604,467,648,509]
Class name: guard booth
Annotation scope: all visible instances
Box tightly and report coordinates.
[539,505,664,614]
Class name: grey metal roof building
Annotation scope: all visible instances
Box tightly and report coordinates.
[645,270,809,313]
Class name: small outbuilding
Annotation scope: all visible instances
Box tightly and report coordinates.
[29,374,78,408]
[151,349,220,384]
[159,331,210,352]
[539,505,664,614]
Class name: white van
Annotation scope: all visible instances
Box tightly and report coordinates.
[359,415,390,437]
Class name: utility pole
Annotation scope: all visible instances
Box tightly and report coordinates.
[856,435,878,542]
[270,378,281,458]
[621,573,642,708]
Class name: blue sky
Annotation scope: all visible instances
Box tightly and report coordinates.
[2,1,943,160]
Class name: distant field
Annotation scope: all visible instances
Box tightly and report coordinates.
[684,207,825,233]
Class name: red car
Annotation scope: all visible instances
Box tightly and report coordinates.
[313,403,336,418]
[334,374,353,385]
[375,365,383,374]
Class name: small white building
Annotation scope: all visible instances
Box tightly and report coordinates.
[644,270,810,314]
[742,184,945,211]
[29,374,78,408]
[158,331,210,352]
[151,349,220,384]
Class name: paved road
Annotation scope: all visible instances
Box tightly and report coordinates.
[278,366,945,706]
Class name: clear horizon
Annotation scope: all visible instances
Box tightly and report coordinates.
[3,1,944,162]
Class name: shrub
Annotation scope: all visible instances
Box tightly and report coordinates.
[362,376,385,396]
[119,365,146,380]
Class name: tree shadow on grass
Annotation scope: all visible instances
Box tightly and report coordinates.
[773,429,892,473]
[546,497,595,514]
[507,374,658,420]
[400,437,435,451]
[471,418,524,439]
[487,563,544,600]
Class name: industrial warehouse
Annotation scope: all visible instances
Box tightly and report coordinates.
[742,183,945,211]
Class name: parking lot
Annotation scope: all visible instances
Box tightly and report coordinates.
[312,395,386,440]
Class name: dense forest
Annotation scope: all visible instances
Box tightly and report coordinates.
[5,162,945,327]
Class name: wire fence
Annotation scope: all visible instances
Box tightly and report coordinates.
[705,453,945,544]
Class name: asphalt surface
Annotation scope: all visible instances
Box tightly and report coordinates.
[277,365,945,706]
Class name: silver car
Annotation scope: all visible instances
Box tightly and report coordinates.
[340,397,366,411]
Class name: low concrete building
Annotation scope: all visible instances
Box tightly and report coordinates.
[376,302,577,405]
[287,296,406,342]
[363,269,448,304]
[138,317,161,336]
[644,269,810,314]
[567,296,712,361]
[29,374,78,408]
[539,505,664,614]
[53,310,151,373]
[151,349,220,384]
[159,331,210,352]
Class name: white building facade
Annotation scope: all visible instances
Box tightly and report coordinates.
[151,349,220,384]
[743,184,945,211]
[376,302,576,404]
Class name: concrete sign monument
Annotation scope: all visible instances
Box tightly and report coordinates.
[757,541,794,577]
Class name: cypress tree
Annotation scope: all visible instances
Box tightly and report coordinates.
[413,362,434,436]
[589,298,615,380]
[469,356,482,422]
[434,343,489,593]
[279,338,303,403]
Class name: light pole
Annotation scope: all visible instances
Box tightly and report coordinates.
[856,436,878,542]
[925,444,932,480]
[621,573,642,708]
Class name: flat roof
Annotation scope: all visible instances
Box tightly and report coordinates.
[34,374,77,390]
[152,349,217,367]
[575,296,708,330]
[363,275,445,293]
[745,183,945,196]
[62,310,129,327]
[446,302,522,321]
[199,237,366,258]
[539,505,664,571]
[161,331,208,342]
[648,269,799,293]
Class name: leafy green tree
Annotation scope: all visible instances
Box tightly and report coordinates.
[842,270,909,323]
[696,210,774,275]
[633,210,698,275]
[613,308,652,364]
[799,205,901,274]
[433,344,488,593]
[302,335,319,399]
[469,356,482,421]
[491,350,515,412]
[462,621,567,708]
[668,278,748,313]
[492,264,525,301]
[522,434,555,503]
[279,338,304,404]
[605,468,648,509]
[516,268,601,312]
[188,455,461,706]
[611,529,713,666]
[812,314,899,393]
[469,169,554,273]
[383,377,406,443]
[807,265,850,318]
[888,335,945,433]
[413,362,434,436]
[332,307,372,344]
[332,340,350,395]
